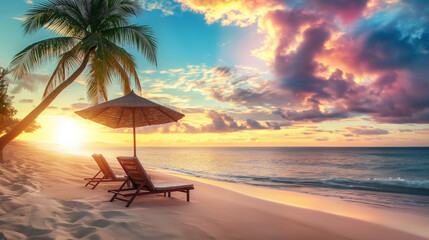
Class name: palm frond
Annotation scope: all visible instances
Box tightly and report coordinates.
[101,25,157,66]
[96,0,141,31]
[103,39,141,94]
[107,0,142,17]
[86,61,111,104]
[112,59,132,95]
[10,37,77,79]
[86,38,114,104]
[43,43,82,98]
[23,0,87,37]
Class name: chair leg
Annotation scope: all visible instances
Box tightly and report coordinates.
[110,179,129,202]
[168,192,171,197]
[90,180,100,189]
[91,176,106,190]
[85,170,102,187]
[126,184,144,208]
[164,192,166,197]
[186,189,190,202]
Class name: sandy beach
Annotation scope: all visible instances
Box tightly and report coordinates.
[0,142,428,240]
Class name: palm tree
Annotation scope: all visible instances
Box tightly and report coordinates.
[0,0,157,160]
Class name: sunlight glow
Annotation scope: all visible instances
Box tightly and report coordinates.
[56,119,82,147]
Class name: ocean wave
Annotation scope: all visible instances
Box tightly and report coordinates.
[163,167,429,196]
[244,176,429,196]
[317,178,429,196]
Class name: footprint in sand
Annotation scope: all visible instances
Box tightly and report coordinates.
[13,225,53,238]
[0,201,26,213]
[100,211,128,218]
[90,219,112,228]
[58,206,73,212]
[60,200,93,210]
[71,226,97,238]
[66,211,93,223]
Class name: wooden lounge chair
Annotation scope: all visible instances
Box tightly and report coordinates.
[108,156,194,207]
[84,154,127,190]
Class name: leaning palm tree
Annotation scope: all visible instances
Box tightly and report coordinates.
[0,0,157,158]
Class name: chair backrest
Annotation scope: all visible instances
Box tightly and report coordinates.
[116,156,155,191]
[92,154,116,179]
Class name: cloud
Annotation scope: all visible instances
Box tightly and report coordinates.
[397,129,413,133]
[246,119,268,130]
[315,137,329,141]
[168,68,185,73]
[302,131,314,135]
[143,92,192,104]
[200,110,247,132]
[178,123,200,133]
[338,22,429,123]
[9,73,49,94]
[75,76,87,86]
[70,103,90,110]
[275,25,331,93]
[19,99,33,103]
[58,103,90,112]
[274,102,349,122]
[179,107,205,114]
[414,129,429,134]
[253,1,429,123]
[178,0,283,27]
[114,110,287,134]
[304,0,369,25]
[346,126,389,136]
[301,127,334,135]
[210,87,294,108]
[137,0,429,125]
[196,110,286,132]
[142,0,178,16]
[266,121,290,130]
[213,66,233,78]
[144,64,286,111]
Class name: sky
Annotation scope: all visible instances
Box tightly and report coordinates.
[1,0,429,147]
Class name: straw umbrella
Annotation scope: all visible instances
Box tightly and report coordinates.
[75,91,185,157]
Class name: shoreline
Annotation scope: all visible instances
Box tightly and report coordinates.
[153,166,429,210]
[158,168,429,239]
[1,141,428,239]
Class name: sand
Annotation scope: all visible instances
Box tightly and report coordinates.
[0,142,428,240]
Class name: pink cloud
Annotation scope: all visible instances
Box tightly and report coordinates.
[178,0,429,124]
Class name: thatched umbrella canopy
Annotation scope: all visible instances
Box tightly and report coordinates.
[76,91,184,156]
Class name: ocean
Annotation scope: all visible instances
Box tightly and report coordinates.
[76,146,429,209]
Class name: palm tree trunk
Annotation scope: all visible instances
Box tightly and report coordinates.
[0,53,91,162]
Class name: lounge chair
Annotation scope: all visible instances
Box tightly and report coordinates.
[108,156,194,207]
[84,154,127,190]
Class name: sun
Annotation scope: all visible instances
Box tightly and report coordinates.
[56,119,82,147]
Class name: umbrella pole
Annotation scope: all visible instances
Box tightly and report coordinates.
[133,109,136,157]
